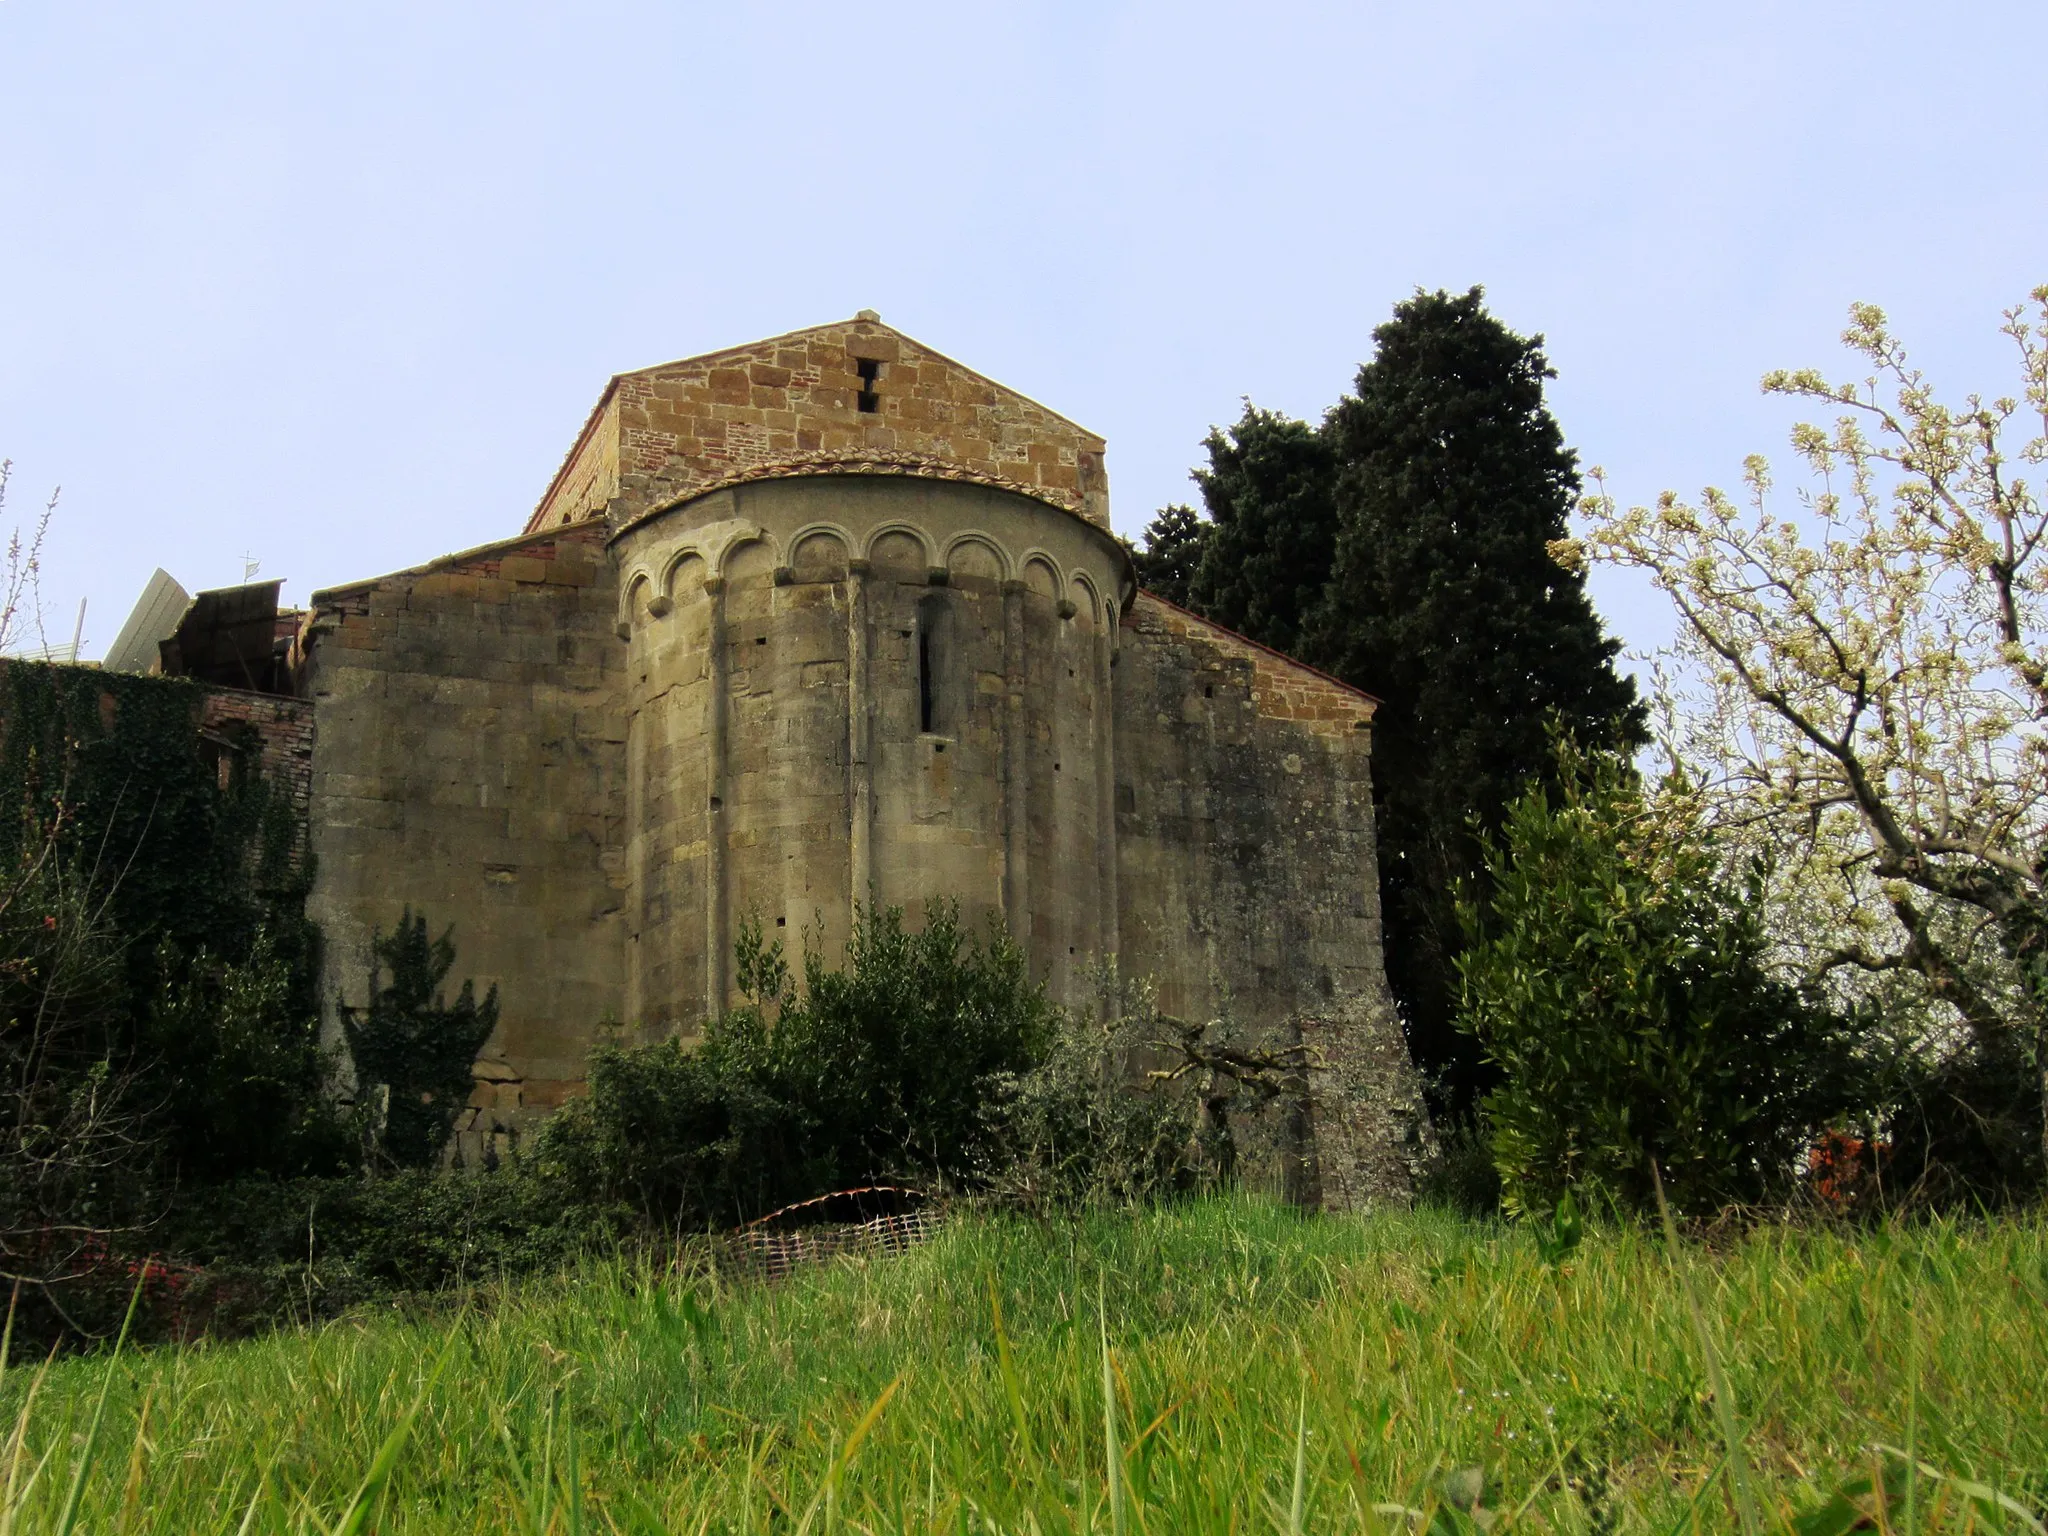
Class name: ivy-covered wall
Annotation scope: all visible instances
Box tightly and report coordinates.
[0,660,343,1180]
[0,663,309,975]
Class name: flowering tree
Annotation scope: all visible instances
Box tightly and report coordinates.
[1565,291,2048,1171]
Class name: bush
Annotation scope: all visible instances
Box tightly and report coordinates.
[146,930,353,1181]
[0,825,153,1286]
[18,1169,619,1346]
[1881,1037,2045,1208]
[1413,1121,1503,1218]
[534,902,1055,1227]
[161,1170,607,1290]
[981,968,1201,1209]
[1456,740,1860,1217]
[528,1029,790,1230]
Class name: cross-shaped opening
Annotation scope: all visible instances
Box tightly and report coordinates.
[856,356,881,414]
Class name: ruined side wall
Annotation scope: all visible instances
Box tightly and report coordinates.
[1113,593,1427,1208]
[198,686,314,838]
[303,524,628,1154]
[529,317,1109,534]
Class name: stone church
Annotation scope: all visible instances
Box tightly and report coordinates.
[139,313,1427,1206]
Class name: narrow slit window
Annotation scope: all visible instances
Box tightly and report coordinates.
[916,593,946,735]
[856,356,881,413]
[918,624,935,732]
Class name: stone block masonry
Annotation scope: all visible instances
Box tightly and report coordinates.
[302,521,629,1158]
[1114,593,1431,1207]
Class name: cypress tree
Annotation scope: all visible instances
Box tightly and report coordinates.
[1310,288,1644,1113]
[1129,504,1208,608]
[1183,407,1339,658]
[1133,290,1642,1117]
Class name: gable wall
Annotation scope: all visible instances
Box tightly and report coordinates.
[530,393,622,533]
[526,319,1109,534]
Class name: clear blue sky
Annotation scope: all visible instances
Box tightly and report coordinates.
[3,1,2043,665]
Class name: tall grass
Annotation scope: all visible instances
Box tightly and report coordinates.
[1,1197,2043,1532]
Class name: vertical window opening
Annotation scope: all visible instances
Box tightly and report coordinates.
[856,356,881,413]
[916,593,946,735]
[918,624,935,732]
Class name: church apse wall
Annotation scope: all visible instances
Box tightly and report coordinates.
[289,315,1426,1200]
[612,472,1123,1027]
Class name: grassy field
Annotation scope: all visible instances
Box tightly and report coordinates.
[2,1197,2044,1533]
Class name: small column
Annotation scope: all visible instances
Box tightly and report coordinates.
[703,575,729,1018]
[1000,578,1028,933]
[847,559,873,916]
[1093,621,1118,961]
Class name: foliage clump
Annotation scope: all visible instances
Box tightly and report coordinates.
[0,662,346,1188]
[534,910,1256,1228]
[1457,740,1859,1217]
[0,821,142,1278]
[1575,289,2048,1200]
[534,902,1056,1227]
[981,967,1203,1209]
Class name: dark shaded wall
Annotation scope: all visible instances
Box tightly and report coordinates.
[1114,593,1427,1206]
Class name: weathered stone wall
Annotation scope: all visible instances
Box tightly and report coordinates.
[611,473,1126,1028]
[528,317,1110,534]
[302,523,629,1155]
[1113,593,1427,1207]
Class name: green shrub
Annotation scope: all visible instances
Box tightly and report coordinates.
[1456,740,1859,1217]
[529,1028,793,1230]
[97,1168,617,1342]
[146,930,353,1180]
[162,1169,607,1288]
[1413,1121,1503,1218]
[980,968,1201,1209]
[0,825,151,1283]
[1881,1035,2045,1208]
[534,902,1055,1227]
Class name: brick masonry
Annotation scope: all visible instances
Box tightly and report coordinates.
[199,687,315,841]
